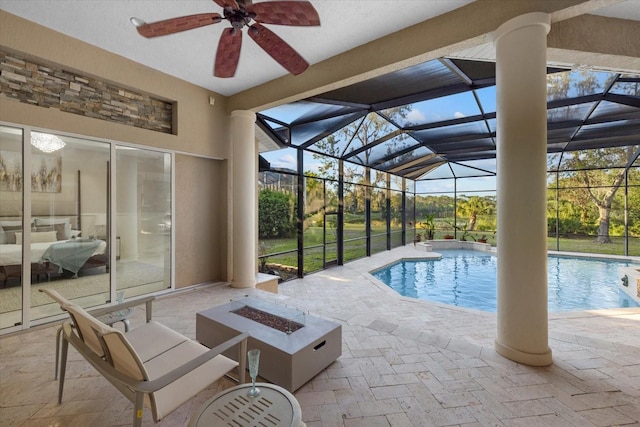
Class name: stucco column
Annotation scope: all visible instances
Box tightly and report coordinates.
[493,12,552,366]
[231,110,257,288]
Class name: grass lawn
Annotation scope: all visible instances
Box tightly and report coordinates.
[259,227,640,279]
[549,235,640,256]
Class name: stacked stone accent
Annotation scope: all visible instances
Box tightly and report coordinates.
[0,49,173,134]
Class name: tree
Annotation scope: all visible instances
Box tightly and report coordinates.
[303,172,325,218]
[306,109,414,228]
[311,109,412,181]
[628,166,640,236]
[456,196,495,231]
[553,147,637,243]
[546,70,639,243]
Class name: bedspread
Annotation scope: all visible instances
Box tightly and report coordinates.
[40,239,103,276]
[0,240,106,268]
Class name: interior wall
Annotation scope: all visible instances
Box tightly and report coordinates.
[0,10,230,159]
[175,154,228,288]
[0,10,232,289]
[0,146,85,224]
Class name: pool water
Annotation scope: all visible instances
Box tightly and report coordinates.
[371,250,639,312]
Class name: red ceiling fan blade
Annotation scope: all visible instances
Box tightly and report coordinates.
[248,1,320,26]
[135,13,222,38]
[215,28,243,78]
[248,23,309,75]
[212,0,239,10]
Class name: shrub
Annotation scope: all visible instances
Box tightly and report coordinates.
[547,217,596,235]
[259,189,296,238]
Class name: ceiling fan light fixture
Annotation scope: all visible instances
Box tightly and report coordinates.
[130,17,146,27]
[31,133,65,153]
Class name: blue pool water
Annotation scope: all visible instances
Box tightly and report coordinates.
[372,250,639,312]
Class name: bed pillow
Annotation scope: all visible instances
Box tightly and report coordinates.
[2,225,23,244]
[14,231,58,244]
[1,220,36,244]
[0,219,34,230]
[36,223,70,241]
[35,218,71,240]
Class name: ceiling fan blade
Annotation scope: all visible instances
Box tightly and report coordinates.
[212,0,239,10]
[136,13,222,38]
[215,28,243,78]
[248,1,320,26]
[248,23,309,75]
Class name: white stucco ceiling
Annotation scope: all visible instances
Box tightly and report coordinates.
[0,0,477,96]
[1,1,638,97]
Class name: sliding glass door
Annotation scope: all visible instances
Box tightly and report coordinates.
[0,126,24,329]
[115,147,171,297]
[29,133,111,321]
[0,125,172,332]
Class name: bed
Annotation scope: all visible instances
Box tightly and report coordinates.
[1,169,113,285]
[0,216,107,285]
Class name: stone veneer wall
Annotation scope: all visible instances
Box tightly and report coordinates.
[0,49,173,134]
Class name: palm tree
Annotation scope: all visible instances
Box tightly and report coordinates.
[457,196,494,231]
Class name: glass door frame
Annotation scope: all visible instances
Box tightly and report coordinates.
[0,121,175,334]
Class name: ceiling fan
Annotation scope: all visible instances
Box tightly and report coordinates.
[131,0,320,78]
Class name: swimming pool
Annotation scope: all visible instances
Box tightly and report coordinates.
[371,250,639,312]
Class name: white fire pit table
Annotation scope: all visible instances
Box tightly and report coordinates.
[196,296,341,392]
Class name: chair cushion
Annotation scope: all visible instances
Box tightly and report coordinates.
[64,303,149,383]
[101,330,149,382]
[125,321,189,363]
[64,303,115,357]
[145,339,238,420]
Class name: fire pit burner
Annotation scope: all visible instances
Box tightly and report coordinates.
[232,305,304,333]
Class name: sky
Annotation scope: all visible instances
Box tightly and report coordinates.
[259,68,634,195]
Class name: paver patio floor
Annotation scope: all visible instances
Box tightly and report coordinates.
[1,245,639,426]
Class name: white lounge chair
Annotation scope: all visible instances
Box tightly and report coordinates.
[40,289,248,427]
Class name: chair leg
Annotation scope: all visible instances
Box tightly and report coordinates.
[58,335,69,404]
[55,326,62,380]
[134,392,145,427]
[238,337,247,384]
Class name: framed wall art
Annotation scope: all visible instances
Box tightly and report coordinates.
[0,151,62,193]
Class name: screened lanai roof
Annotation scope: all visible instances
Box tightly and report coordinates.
[256,58,640,180]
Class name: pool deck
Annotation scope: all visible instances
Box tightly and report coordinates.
[1,244,639,426]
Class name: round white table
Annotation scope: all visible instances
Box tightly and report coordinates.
[188,382,305,427]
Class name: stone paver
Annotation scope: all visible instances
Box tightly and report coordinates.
[1,245,639,426]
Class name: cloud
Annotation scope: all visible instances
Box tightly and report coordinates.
[454,111,466,119]
[268,153,296,169]
[298,160,322,175]
[406,108,426,123]
[279,154,296,165]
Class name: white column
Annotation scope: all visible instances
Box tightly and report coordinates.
[231,110,257,288]
[493,12,552,366]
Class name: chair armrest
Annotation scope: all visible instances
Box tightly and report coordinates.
[88,296,155,321]
[38,288,155,323]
